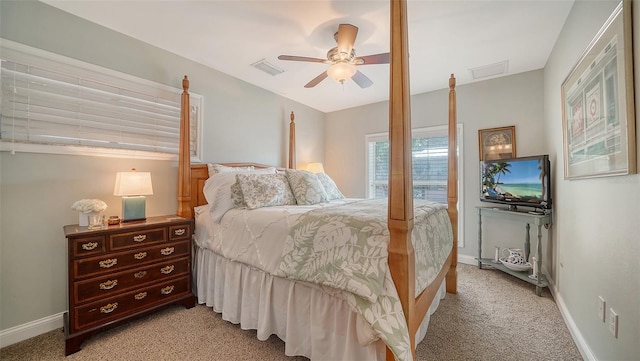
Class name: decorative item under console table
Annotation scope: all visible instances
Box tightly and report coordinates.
[63,215,196,355]
[476,207,551,296]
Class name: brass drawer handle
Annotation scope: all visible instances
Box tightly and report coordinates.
[161,285,174,295]
[99,279,118,290]
[99,258,117,268]
[134,292,147,300]
[160,247,175,256]
[160,265,175,274]
[100,302,118,314]
[134,271,147,279]
[81,242,98,251]
[134,252,147,260]
[174,228,186,236]
[133,234,147,242]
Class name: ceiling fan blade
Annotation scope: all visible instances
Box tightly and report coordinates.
[336,24,358,55]
[354,53,390,65]
[352,70,373,88]
[278,55,329,63]
[304,71,328,88]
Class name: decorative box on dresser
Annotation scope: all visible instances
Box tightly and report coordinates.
[63,216,196,355]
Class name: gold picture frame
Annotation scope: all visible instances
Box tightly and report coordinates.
[561,1,636,179]
[478,126,516,161]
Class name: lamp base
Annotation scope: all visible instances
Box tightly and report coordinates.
[121,196,146,223]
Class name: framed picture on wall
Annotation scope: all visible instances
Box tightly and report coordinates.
[561,1,636,179]
[478,126,516,161]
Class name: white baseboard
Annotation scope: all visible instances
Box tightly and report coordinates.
[458,254,477,265]
[544,270,596,361]
[0,312,64,348]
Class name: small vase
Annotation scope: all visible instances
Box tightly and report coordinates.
[88,212,104,230]
[79,211,101,228]
[78,212,90,227]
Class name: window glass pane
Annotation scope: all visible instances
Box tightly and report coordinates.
[366,125,464,246]
[367,128,451,204]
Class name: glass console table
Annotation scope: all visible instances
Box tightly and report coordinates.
[477,207,552,296]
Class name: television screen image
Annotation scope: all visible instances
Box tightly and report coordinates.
[480,155,551,210]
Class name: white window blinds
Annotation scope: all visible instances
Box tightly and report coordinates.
[366,124,464,245]
[366,126,459,203]
[0,40,202,160]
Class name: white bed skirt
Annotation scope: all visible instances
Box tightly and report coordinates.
[194,245,446,361]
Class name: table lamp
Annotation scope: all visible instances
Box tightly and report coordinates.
[304,162,325,174]
[113,169,153,222]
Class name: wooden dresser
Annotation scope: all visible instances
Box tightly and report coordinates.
[63,215,196,355]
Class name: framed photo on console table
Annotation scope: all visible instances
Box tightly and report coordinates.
[478,126,516,161]
[561,1,636,179]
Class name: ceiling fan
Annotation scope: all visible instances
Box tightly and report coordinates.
[278,24,389,88]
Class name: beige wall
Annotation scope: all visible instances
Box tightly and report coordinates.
[543,0,640,359]
[0,1,324,332]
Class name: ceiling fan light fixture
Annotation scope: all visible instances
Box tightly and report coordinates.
[327,62,356,84]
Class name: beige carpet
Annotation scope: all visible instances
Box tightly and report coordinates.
[0,263,582,361]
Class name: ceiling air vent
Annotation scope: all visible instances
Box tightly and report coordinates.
[251,59,284,76]
[470,60,509,80]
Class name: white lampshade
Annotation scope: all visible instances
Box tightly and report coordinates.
[113,171,153,196]
[304,162,325,174]
[113,170,153,222]
[327,62,356,84]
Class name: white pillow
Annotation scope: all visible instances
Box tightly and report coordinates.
[203,167,277,222]
[316,173,345,200]
[236,173,297,209]
[207,163,254,176]
[285,169,329,205]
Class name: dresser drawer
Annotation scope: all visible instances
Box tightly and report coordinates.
[169,223,191,241]
[74,241,190,279]
[71,236,106,258]
[73,257,191,304]
[73,276,190,331]
[109,227,167,251]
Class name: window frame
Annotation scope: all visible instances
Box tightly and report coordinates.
[365,124,465,247]
[0,39,203,161]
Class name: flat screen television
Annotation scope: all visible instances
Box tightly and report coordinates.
[480,154,552,211]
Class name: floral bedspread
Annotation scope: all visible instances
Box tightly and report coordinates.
[278,198,453,361]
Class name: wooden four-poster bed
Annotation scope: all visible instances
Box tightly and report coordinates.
[175,1,458,360]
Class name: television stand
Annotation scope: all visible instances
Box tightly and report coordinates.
[476,207,551,296]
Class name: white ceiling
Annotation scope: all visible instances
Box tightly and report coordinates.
[40,0,574,113]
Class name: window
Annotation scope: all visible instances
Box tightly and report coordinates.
[366,124,464,245]
[0,39,202,160]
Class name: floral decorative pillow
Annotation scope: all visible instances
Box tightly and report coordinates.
[285,169,329,205]
[203,167,278,222]
[230,181,245,207]
[316,172,345,200]
[207,163,254,176]
[236,173,297,209]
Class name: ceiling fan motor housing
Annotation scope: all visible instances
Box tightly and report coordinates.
[327,47,356,63]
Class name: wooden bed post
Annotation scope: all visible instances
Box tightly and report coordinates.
[446,75,458,294]
[387,0,415,360]
[288,111,296,169]
[177,75,192,219]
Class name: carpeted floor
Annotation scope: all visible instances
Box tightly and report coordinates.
[0,263,583,361]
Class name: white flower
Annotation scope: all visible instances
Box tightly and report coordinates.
[71,199,108,213]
